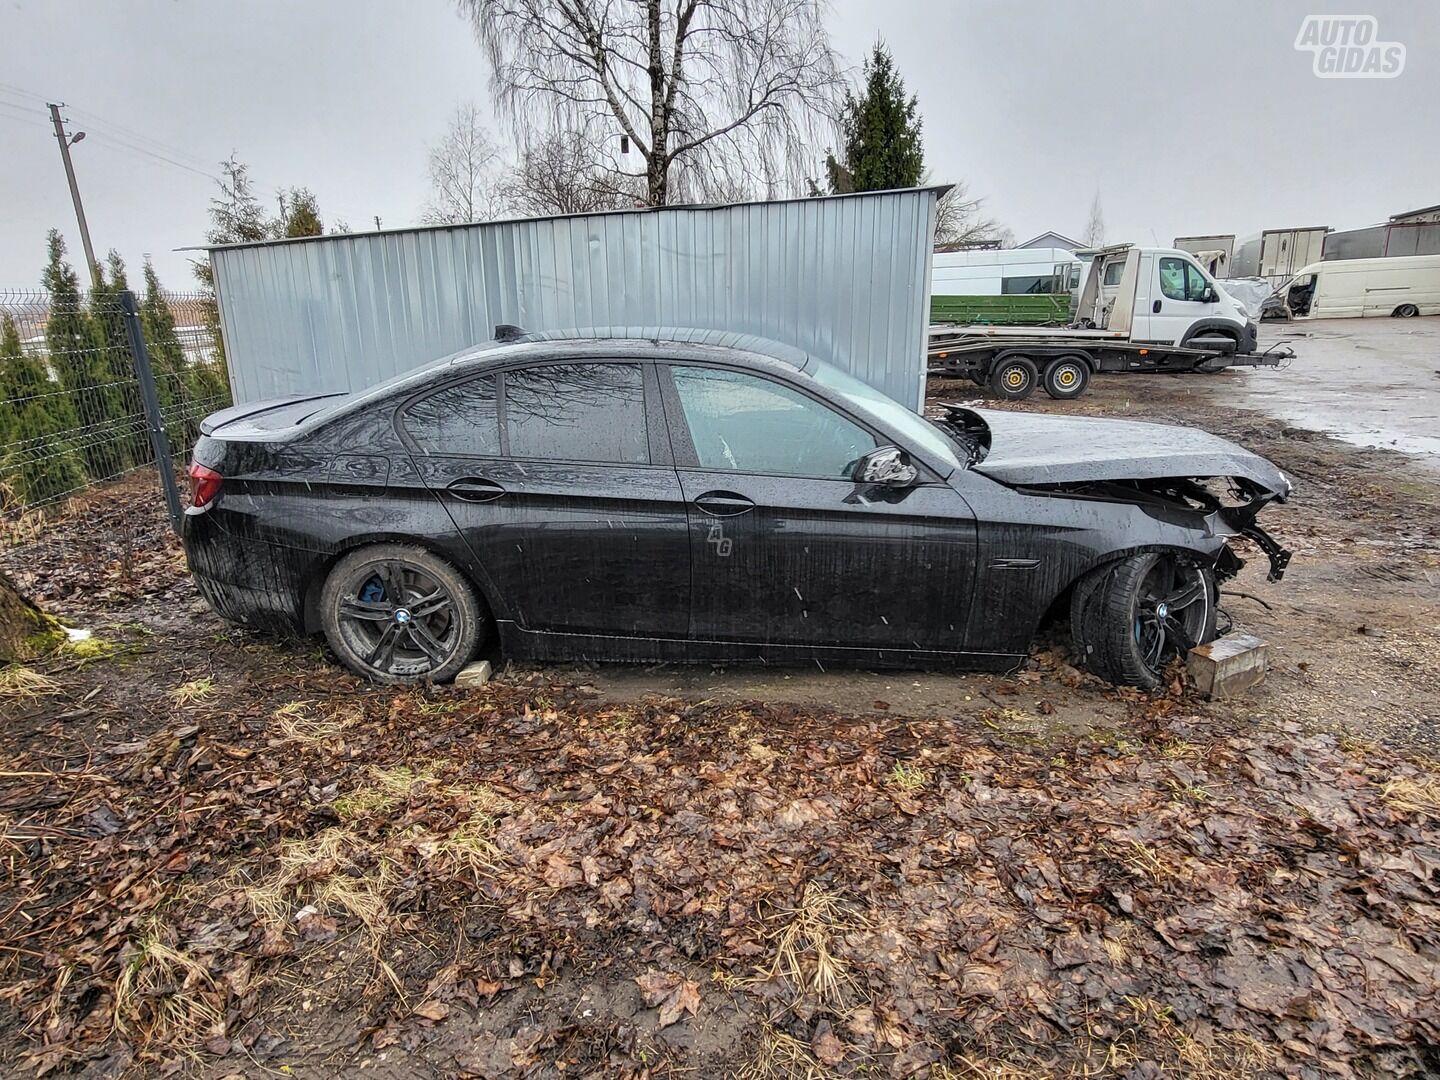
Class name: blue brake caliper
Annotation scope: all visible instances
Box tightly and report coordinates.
[360,576,386,603]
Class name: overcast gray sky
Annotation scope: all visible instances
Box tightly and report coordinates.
[1,0,1436,289]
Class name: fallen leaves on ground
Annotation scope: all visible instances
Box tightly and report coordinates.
[3,667,1438,1078]
[635,970,701,1028]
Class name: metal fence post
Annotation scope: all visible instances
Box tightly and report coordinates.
[119,290,183,533]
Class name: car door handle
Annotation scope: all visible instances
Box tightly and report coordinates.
[1152,299,1162,313]
[692,490,755,517]
[445,476,507,502]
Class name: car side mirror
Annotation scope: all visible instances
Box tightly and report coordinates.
[1203,286,1219,304]
[854,446,918,487]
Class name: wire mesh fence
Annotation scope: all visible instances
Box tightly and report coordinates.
[0,287,231,532]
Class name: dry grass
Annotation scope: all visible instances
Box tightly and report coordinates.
[738,1024,832,1080]
[0,665,63,699]
[169,678,216,705]
[1117,840,1187,883]
[241,827,396,940]
[112,930,225,1050]
[245,771,511,947]
[1381,776,1440,818]
[0,503,48,546]
[271,700,349,742]
[762,883,865,1007]
[332,785,403,820]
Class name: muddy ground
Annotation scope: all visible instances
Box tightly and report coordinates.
[1,364,1438,1078]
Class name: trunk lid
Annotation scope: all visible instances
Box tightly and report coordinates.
[199,393,348,439]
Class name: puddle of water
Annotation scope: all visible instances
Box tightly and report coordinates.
[1233,320,1440,471]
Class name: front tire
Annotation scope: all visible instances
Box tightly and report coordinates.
[320,544,482,684]
[1070,552,1216,689]
[1393,303,1419,318]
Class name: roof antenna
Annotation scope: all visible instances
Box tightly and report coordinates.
[493,324,528,342]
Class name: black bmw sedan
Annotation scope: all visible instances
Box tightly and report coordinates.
[182,327,1291,688]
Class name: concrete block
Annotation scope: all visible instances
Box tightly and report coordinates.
[454,660,493,689]
[1187,633,1269,699]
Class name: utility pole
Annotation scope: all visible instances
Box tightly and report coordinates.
[47,102,101,289]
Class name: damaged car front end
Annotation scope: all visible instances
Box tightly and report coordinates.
[932,404,1292,686]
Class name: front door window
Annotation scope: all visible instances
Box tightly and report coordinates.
[670,366,875,479]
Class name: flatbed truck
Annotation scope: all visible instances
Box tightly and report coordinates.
[927,245,1293,400]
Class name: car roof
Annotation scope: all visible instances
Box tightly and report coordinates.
[449,326,817,374]
[319,327,822,427]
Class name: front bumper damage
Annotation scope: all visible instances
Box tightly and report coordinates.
[1210,483,1292,582]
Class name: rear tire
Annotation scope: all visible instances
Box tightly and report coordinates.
[989,356,1039,400]
[1070,552,1216,689]
[1042,356,1090,399]
[1393,304,1419,318]
[320,544,482,685]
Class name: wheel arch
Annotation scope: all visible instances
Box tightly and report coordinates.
[1033,541,1221,636]
[1179,320,1242,350]
[300,534,502,634]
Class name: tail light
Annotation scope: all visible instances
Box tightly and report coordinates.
[188,461,223,508]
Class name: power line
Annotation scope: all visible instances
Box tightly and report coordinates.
[0,83,221,177]
[66,106,220,174]
[81,130,221,181]
[0,101,50,127]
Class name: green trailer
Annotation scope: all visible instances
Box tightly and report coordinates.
[929,293,1072,327]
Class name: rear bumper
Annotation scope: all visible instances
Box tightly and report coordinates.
[182,508,313,633]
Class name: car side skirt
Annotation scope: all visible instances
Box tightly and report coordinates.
[496,620,1022,672]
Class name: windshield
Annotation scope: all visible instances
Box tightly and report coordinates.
[809,361,962,470]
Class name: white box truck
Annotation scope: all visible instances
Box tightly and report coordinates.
[1174,235,1236,277]
[929,245,1290,400]
[1232,228,1329,286]
[1279,253,1440,319]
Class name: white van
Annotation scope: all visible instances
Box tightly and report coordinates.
[932,247,1083,297]
[1281,253,1440,319]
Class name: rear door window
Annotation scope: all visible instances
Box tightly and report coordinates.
[504,363,649,464]
[402,375,501,456]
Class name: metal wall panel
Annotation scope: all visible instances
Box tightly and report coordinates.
[211,189,940,411]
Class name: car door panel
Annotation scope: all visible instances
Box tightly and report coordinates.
[411,454,690,637]
[1142,255,1211,343]
[402,362,690,639]
[661,362,977,652]
[678,469,976,649]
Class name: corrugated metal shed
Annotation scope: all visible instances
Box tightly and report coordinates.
[208,187,943,411]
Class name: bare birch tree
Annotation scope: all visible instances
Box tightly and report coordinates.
[459,0,842,206]
[1083,192,1105,247]
[424,103,504,224]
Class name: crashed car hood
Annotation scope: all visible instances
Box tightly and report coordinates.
[963,407,1291,497]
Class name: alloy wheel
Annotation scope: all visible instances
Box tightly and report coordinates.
[1132,560,1210,671]
[335,560,460,677]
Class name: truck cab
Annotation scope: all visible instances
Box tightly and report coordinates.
[1076,246,1257,352]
